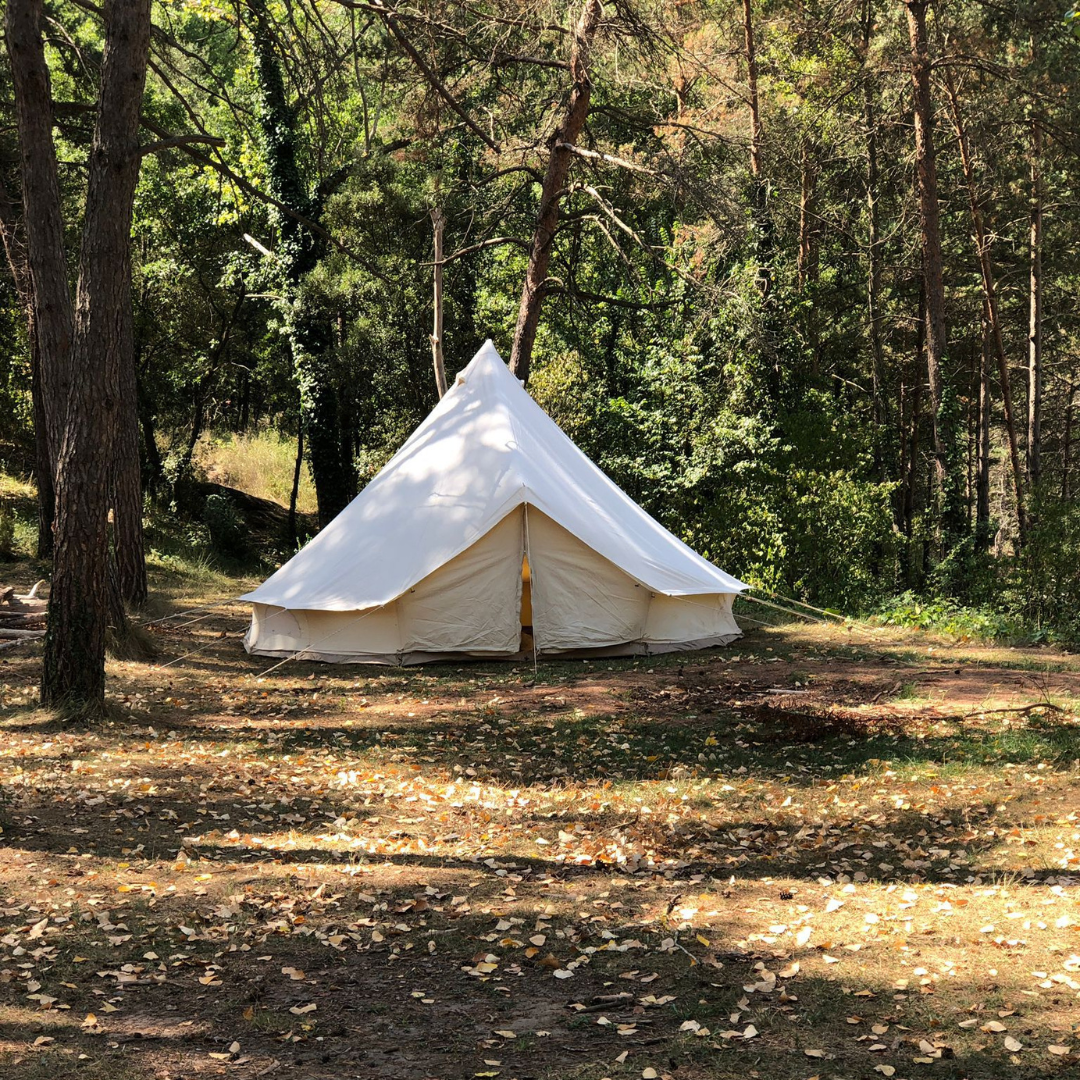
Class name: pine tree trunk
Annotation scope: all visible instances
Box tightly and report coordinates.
[5,0,74,538]
[1063,380,1074,502]
[1027,117,1043,493]
[430,208,448,398]
[862,2,884,431]
[30,329,55,556]
[41,0,151,713]
[798,140,819,370]
[743,0,771,299]
[903,0,957,549]
[904,282,925,544]
[941,67,1026,544]
[975,299,992,550]
[112,284,147,606]
[137,376,165,496]
[288,424,304,548]
[509,0,603,385]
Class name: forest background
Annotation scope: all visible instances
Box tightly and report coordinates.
[3,0,1080,656]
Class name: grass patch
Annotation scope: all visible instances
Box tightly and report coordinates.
[194,428,315,514]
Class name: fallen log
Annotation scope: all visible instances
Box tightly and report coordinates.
[0,613,46,629]
[0,627,46,639]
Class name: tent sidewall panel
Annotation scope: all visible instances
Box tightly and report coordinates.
[397,510,523,654]
[527,508,651,651]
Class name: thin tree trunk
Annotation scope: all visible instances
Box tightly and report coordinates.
[509,0,603,385]
[112,284,147,605]
[743,0,771,298]
[430,208,447,398]
[136,375,165,496]
[288,423,304,547]
[903,0,956,550]
[1028,116,1043,492]
[1063,379,1075,502]
[30,325,55,556]
[797,140,820,370]
[797,143,814,290]
[862,1,884,429]
[0,178,54,555]
[975,297,991,550]
[40,0,151,713]
[904,282,925,542]
[940,67,1026,543]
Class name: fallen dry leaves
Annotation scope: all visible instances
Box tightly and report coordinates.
[0,614,1077,1078]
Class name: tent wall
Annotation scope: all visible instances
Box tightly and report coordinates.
[527,509,650,651]
[246,512,524,662]
[397,511,523,653]
[642,592,740,644]
[246,504,742,665]
[247,602,403,659]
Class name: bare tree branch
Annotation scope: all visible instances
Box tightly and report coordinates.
[139,133,226,156]
[428,235,529,265]
[555,141,656,175]
[334,0,499,151]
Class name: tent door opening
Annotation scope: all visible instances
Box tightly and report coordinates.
[519,553,534,654]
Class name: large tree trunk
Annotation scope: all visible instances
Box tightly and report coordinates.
[39,0,151,712]
[903,0,957,549]
[940,67,1026,544]
[509,0,603,385]
[1027,117,1043,493]
[742,0,771,299]
[5,0,75,543]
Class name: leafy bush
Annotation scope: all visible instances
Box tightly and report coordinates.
[202,493,246,557]
[1002,499,1080,642]
[875,591,1024,642]
[0,503,16,560]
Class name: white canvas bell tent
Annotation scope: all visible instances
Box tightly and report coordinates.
[242,340,746,664]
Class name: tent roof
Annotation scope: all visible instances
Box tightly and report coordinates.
[242,341,747,611]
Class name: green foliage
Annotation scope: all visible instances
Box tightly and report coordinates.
[5,0,1080,646]
[0,503,17,561]
[1003,499,1080,642]
[202,493,246,558]
[875,591,1024,643]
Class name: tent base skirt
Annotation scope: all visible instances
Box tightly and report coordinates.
[245,633,742,667]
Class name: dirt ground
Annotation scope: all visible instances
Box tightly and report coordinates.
[1,608,1079,1079]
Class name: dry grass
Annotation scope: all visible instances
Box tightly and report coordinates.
[1,585,1079,1079]
[194,429,317,515]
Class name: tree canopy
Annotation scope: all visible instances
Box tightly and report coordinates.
[4,0,1080,687]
